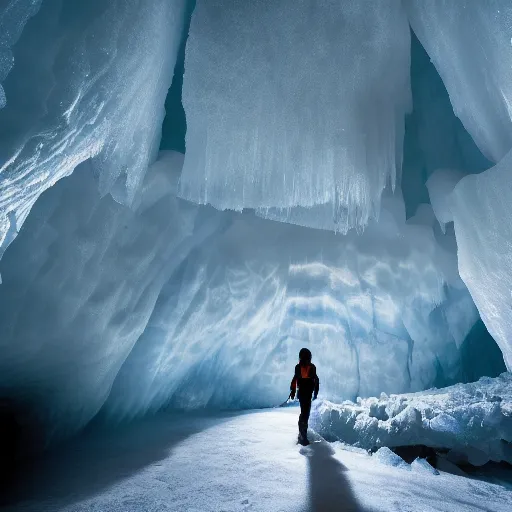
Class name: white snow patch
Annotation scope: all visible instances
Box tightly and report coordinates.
[4,408,511,512]
[313,372,512,466]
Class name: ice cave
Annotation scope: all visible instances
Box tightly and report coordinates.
[0,1,512,510]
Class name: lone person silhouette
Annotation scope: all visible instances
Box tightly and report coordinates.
[290,348,320,445]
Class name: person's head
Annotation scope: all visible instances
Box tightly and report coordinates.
[299,347,312,363]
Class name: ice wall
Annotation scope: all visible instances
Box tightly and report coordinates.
[0,0,186,259]
[180,0,411,233]
[0,152,225,441]
[400,33,490,219]
[104,193,482,421]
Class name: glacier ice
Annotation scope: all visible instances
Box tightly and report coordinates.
[450,151,512,370]
[407,1,512,371]
[411,457,439,475]
[180,0,411,232]
[373,447,409,470]
[0,0,186,258]
[313,373,512,466]
[407,0,512,163]
[103,189,483,421]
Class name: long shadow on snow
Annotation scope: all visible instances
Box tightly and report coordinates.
[3,410,239,510]
[303,436,372,512]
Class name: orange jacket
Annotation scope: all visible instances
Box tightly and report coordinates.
[290,362,319,397]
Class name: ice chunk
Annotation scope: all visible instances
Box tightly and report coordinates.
[411,458,439,475]
[0,0,186,258]
[407,1,512,163]
[451,150,512,369]
[429,413,462,436]
[180,0,411,232]
[373,447,409,469]
[313,373,512,466]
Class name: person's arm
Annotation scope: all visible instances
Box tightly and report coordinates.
[290,365,299,399]
[313,366,319,399]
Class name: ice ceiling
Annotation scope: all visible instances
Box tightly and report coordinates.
[0,0,510,444]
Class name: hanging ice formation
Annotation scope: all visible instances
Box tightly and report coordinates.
[180,0,412,233]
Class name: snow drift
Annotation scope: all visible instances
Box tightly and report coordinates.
[313,372,512,466]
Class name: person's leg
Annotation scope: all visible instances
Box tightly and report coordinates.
[302,398,312,430]
[298,395,312,443]
[298,399,306,440]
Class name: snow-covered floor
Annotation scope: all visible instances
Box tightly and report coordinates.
[5,408,512,511]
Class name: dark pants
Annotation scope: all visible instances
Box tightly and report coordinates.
[298,393,313,439]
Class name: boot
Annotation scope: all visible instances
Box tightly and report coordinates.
[298,420,309,445]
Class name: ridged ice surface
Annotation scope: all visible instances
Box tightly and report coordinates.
[407,1,512,372]
[0,152,488,440]
[0,0,185,258]
[180,0,411,232]
[407,0,512,163]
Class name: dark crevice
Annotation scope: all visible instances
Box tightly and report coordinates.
[460,320,506,383]
[159,0,197,154]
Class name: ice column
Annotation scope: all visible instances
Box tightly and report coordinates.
[181,0,411,232]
